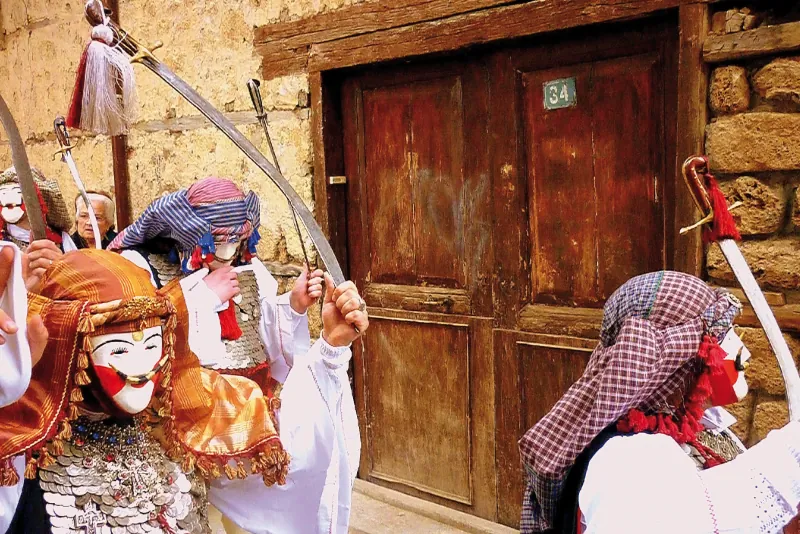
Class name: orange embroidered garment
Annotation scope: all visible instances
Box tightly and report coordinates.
[0,249,287,486]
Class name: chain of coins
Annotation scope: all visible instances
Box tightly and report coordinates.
[218,269,268,371]
[683,428,744,470]
[147,253,184,288]
[40,417,209,534]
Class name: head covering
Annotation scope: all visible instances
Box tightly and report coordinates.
[108,177,261,270]
[0,166,72,232]
[0,250,288,487]
[518,271,741,532]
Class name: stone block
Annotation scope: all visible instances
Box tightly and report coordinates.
[707,238,800,289]
[738,327,800,396]
[751,400,789,443]
[793,188,800,228]
[753,57,800,104]
[725,395,754,443]
[725,10,746,33]
[706,113,800,173]
[709,66,750,115]
[718,176,786,235]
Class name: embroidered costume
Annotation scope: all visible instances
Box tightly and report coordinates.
[0,167,77,252]
[0,249,360,533]
[109,177,306,388]
[519,271,800,534]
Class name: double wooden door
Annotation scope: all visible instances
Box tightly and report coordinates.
[341,17,677,527]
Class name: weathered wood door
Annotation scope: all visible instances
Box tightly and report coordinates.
[342,59,497,518]
[339,16,677,527]
[492,20,678,527]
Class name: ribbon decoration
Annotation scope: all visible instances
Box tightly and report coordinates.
[0,95,47,241]
[681,155,800,421]
[72,0,347,286]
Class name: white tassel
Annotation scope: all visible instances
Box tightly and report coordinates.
[79,25,137,136]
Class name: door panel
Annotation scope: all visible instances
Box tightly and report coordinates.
[343,59,496,519]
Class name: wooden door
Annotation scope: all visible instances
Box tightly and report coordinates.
[342,59,497,519]
[492,19,678,527]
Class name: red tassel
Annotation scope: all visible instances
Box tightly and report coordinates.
[67,44,90,129]
[703,175,741,243]
[218,301,242,341]
[190,246,203,270]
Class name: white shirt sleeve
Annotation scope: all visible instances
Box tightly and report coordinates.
[580,424,800,534]
[208,338,359,534]
[0,242,31,408]
[250,259,310,384]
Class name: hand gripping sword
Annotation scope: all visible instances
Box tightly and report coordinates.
[0,94,47,241]
[80,0,346,286]
[54,117,103,249]
[681,155,800,420]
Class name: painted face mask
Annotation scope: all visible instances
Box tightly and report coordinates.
[207,239,243,271]
[0,184,24,224]
[718,327,751,403]
[89,325,166,414]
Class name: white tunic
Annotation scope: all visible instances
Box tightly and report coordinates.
[579,422,800,534]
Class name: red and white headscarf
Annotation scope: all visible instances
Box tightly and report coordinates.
[519,271,741,532]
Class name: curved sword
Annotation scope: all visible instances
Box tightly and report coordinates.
[682,156,800,421]
[0,94,47,241]
[81,0,345,285]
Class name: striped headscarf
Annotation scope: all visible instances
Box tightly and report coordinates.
[0,249,288,488]
[518,271,741,532]
[108,177,261,267]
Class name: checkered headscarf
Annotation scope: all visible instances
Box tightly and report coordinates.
[108,177,260,257]
[518,271,741,532]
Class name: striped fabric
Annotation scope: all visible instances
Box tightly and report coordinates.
[518,271,741,532]
[108,177,260,254]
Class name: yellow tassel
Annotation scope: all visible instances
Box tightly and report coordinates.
[224,463,236,480]
[68,404,80,420]
[181,454,196,473]
[38,451,54,469]
[74,370,91,386]
[236,460,247,479]
[57,420,73,441]
[160,374,171,389]
[24,457,37,480]
[1,464,19,486]
[209,463,220,479]
[70,388,84,403]
[50,439,64,457]
[77,351,89,370]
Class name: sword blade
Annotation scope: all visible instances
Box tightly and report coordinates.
[62,152,102,249]
[0,94,47,241]
[718,238,800,420]
[142,61,344,285]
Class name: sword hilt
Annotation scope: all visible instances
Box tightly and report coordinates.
[247,79,266,118]
[680,155,742,235]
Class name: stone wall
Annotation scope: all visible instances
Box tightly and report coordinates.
[0,0,365,335]
[706,5,800,445]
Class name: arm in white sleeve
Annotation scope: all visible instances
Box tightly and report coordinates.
[0,456,25,532]
[0,242,31,408]
[208,338,355,534]
[178,268,230,368]
[580,426,800,534]
[250,259,310,384]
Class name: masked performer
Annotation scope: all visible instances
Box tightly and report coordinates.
[0,167,77,254]
[519,271,800,534]
[0,248,367,533]
[108,177,323,390]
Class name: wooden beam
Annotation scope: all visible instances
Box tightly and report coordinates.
[674,3,708,276]
[307,0,685,73]
[107,0,132,228]
[704,21,800,63]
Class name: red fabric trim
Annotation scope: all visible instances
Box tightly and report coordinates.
[703,174,741,243]
[67,44,90,129]
[576,508,584,534]
[218,301,242,341]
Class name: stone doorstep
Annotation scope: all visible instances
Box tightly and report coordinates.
[351,479,520,534]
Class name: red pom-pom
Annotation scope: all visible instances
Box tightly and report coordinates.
[703,175,741,243]
[218,301,242,341]
[190,246,203,270]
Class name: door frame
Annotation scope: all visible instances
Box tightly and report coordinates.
[310,5,709,523]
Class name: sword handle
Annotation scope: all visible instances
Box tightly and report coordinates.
[54,116,71,150]
[247,79,266,117]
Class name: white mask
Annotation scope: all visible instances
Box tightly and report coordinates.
[207,240,242,270]
[0,184,24,224]
[719,328,751,402]
[89,325,165,415]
